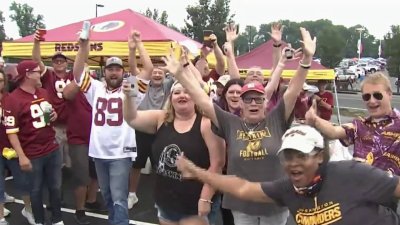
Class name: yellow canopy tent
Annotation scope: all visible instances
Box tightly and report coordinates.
[2,9,219,66]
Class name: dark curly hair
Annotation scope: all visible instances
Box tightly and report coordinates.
[218,78,244,112]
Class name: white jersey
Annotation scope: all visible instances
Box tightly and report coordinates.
[78,72,140,160]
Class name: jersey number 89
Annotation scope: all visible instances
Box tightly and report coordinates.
[94,97,123,126]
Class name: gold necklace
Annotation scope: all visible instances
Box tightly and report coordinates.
[243,120,262,135]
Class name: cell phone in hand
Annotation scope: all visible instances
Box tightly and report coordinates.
[203,30,214,48]
[285,48,294,59]
[124,74,139,97]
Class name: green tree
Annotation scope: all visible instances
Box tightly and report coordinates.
[183,0,234,45]
[317,26,346,68]
[144,8,169,26]
[9,1,45,37]
[0,10,6,42]
[384,25,400,77]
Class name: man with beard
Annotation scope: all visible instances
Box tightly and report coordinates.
[73,35,137,225]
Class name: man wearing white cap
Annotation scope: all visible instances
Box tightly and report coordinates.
[175,125,400,225]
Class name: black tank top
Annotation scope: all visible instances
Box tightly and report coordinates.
[152,113,210,215]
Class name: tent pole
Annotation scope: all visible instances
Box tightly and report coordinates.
[333,79,341,125]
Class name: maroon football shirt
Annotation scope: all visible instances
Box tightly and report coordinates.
[41,69,74,125]
[0,95,11,151]
[66,91,92,145]
[316,91,334,121]
[3,88,58,159]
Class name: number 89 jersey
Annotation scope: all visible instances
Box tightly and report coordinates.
[79,73,137,160]
[3,88,58,159]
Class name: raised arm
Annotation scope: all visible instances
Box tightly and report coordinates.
[162,53,219,127]
[198,118,226,216]
[73,37,90,83]
[181,47,206,87]
[223,42,241,79]
[32,30,46,71]
[305,100,347,139]
[176,155,273,203]
[128,30,153,81]
[210,34,225,76]
[283,27,316,121]
[269,22,284,70]
[62,81,81,100]
[122,80,163,134]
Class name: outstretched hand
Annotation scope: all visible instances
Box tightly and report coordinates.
[225,23,238,43]
[268,22,284,43]
[279,45,303,63]
[176,153,197,179]
[161,51,184,76]
[223,42,234,57]
[305,99,318,126]
[299,27,317,58]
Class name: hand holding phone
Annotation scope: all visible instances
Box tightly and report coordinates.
[203,30,214,48]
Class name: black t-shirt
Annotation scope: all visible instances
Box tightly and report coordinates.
[262,161,399,225]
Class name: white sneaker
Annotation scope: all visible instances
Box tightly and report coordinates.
[52,222,64,225]
[0,218,8,225]
[22,207,35,225]
[4,193,14,203]
[3,208,10,217]
[128,193,138,209]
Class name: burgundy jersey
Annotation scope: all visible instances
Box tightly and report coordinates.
[41,68,74,125]
[0,95,11,151]
[66,91,92,145]
[3,88,58,159]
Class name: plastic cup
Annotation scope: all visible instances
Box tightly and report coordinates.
[37,29,47,41]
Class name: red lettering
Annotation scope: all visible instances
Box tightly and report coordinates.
[74,43,80,51]
[97,43,103,51]
[61,43,68,52]
[55,44,61,52]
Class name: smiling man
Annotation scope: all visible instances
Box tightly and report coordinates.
[306,72,400,177]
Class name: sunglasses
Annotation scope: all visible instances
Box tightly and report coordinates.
[242,96,265,104]
[362,92,383,101]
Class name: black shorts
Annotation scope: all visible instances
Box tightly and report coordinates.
[132,130,155,169]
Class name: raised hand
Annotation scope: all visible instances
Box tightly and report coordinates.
[210,34,218,47]
[161,51,183,76]
[225,23,238,43]
[305,99,318,126]
[176,153,196,179]
[299,27,317,58]
[268,22,284,43]
[223,42,234,57]
[128,30,141,49]
[279,45,302,63]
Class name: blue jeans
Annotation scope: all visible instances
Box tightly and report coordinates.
[0,156,30,203]
[94,158,132,225]
[29,149,62,224]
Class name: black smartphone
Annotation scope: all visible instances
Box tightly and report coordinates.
[285,48,294,59]
[203,30,214,48]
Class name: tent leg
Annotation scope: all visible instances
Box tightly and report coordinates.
[333,79,341,125]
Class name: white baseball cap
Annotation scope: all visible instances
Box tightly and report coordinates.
[214,75,231,87]
[277,125,324,155]
[105,57,123,68]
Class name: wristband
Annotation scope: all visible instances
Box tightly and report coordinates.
[199,198,213,204]
[273,43,282,48]
[299,60,311,69]
[183,62,190,68]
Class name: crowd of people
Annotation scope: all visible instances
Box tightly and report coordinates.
[0,20,398,225]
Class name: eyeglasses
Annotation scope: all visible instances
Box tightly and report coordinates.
[362,92,383,101]
[242,96,265,104]
[279,150,319,164]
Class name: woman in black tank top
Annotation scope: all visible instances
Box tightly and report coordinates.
[123,81,225,225]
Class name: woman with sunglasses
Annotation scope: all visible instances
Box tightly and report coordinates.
[175,124,400,225]
[162,27,316,225]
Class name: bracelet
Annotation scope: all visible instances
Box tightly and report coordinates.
[299,60,311,69]
[183,62,190,68]
[273,43,282,48]
[199,198,213,204]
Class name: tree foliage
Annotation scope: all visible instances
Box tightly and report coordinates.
[144,8,171,27]
[9,1,45,37]
[0,10,6,42]
[183,0,234,46]
[384,25,400,76]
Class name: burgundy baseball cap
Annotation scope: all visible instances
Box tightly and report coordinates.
[16,60,40,82]
[240,82,265,97]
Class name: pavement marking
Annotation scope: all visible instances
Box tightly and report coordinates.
[12,197,157,225]
[339,106,367,111]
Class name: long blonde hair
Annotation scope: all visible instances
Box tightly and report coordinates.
[163,81,201,124]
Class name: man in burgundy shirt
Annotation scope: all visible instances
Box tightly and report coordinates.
[4,60,63,225]
[32,30,73,168]
[314,80,334,121]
